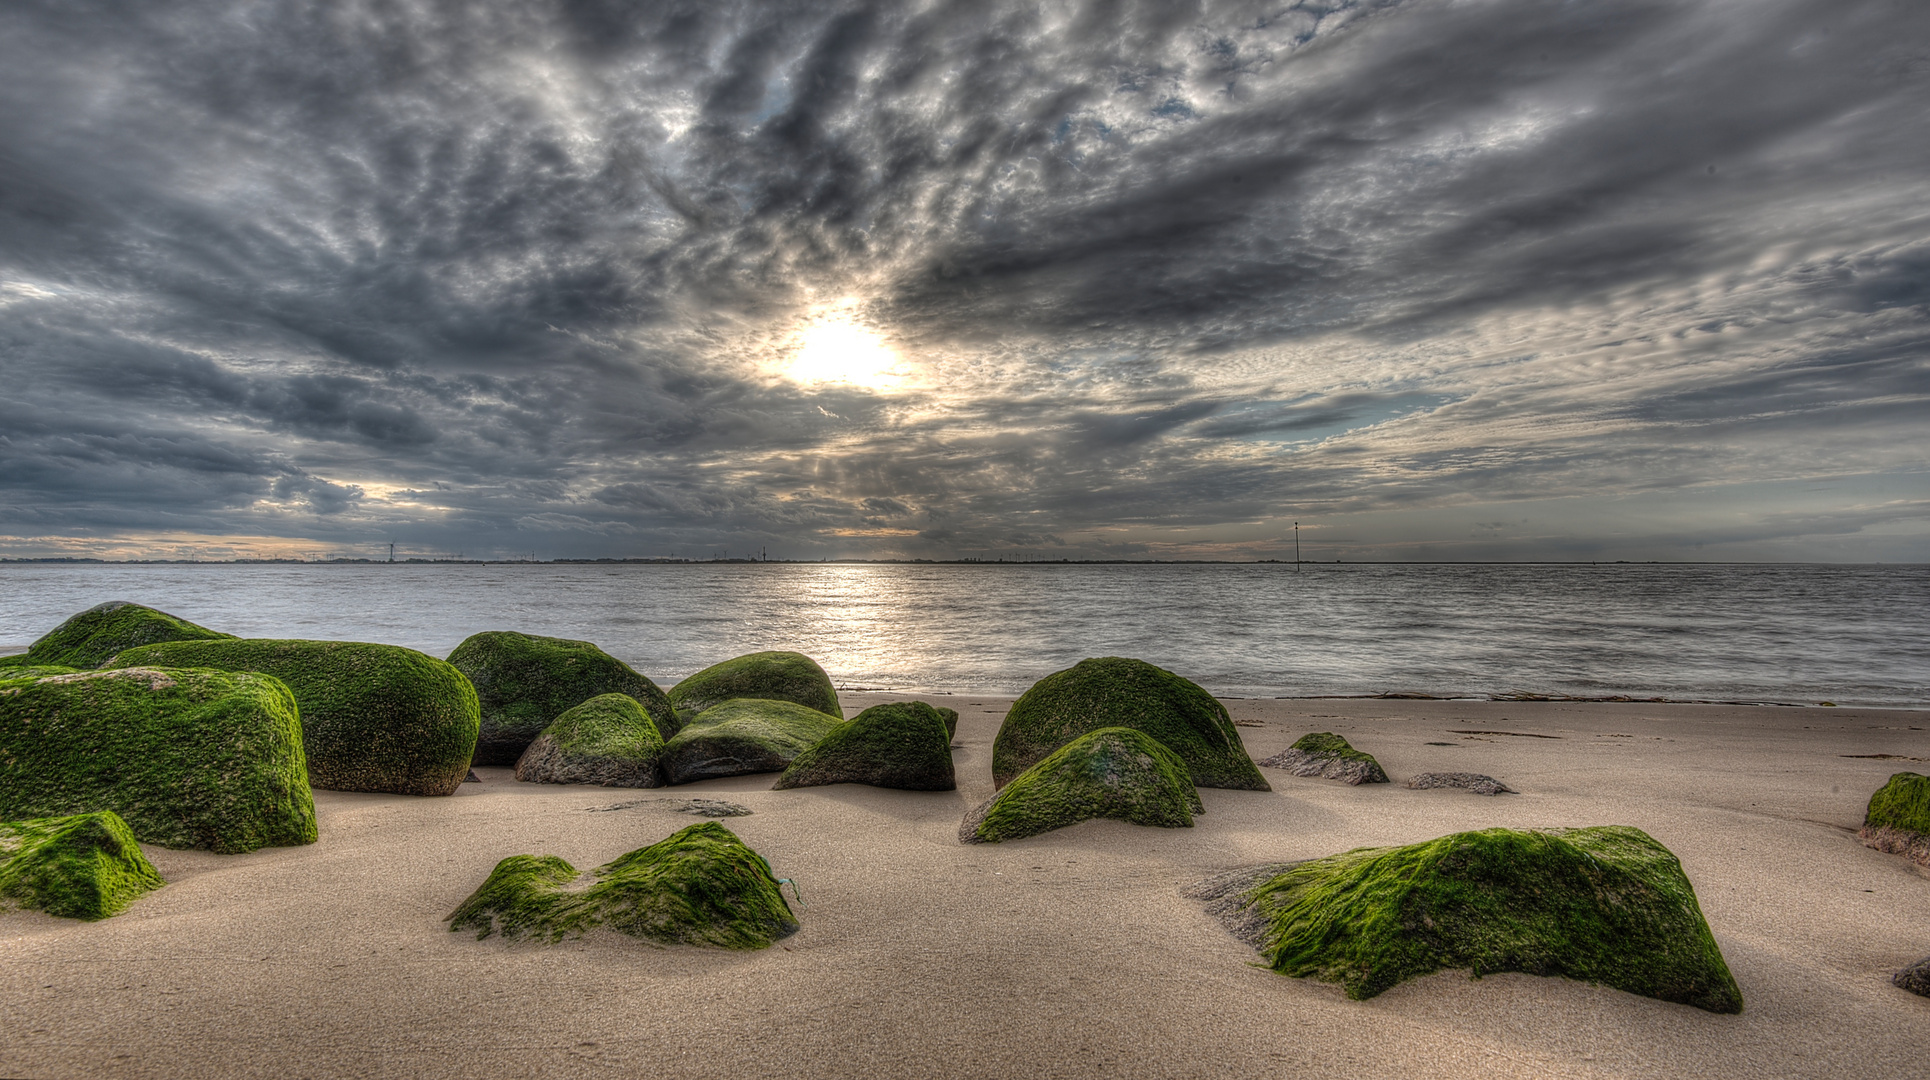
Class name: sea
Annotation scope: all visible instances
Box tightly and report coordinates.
[2,562,1926,707]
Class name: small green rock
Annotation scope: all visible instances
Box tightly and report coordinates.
[667,651,841,726]
[0,811,165,920]
[774,701,956,791]
[447,631,676,766]
[515,693,666,788]
[661,698,845,784]
[1259,732,1390,785]
[962,727,1203,844]
[0,602,233,670]
[447,821,798,948]
[1860,772,1930,869]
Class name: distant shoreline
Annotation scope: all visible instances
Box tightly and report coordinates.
[5,557,1921,567]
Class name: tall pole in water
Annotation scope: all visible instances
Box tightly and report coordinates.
[1294,522,1300,570]
[388,542,394,563]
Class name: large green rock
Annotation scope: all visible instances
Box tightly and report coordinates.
[774,701,956,791]
[0,602,233,671]
[660,698,844,785]
[0,668,315,853]
[666,651,841,726]
[1859,771,1930,869]
[109,640,477,797]
[961,727,1203,844]
[0,811,165,920]
[447,631,676,766]
[515,694,666,788]
[1259,732,1390,785]
[1186,825,1743,1013]
[993,657,1268,791]
[447,821,798,948]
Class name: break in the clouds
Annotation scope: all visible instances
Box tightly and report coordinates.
[1,0,1926,561]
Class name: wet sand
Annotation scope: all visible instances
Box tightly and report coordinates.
[4,695,1929,1079]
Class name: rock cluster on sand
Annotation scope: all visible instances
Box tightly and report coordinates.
[660,698,844,784]
[0,668,316,853]
[0,601,234,671]
[666,651,843,726]
[1406,771,1517,795]
[1185,825,1742,1013]
[1859,771,1930,869]
[448,631,676,766]
[514,693,666,788]
[1894,955,1930,997]
[0,811,165,920]
[1259,732,1390,785]
[774,701,956,791]
[992,657,1268,791]
[109,639,479,797]
[961,727,1203,844]
[446,822,798,948]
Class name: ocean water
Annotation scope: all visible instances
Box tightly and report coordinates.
[1,562,1926,706]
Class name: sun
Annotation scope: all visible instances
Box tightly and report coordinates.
[786,318,904,390]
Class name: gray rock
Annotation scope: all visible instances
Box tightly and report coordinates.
[1406,771,1517,795]
[1895,955,1930,997]
[1258,733,1389,785]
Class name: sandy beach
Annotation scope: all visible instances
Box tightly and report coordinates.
[4,694,1929,1079]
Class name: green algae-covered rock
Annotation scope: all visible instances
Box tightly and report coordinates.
[666,651,841,726]
[109,640,477,797]
[660,698,845,785]
[773,701,956,791]
[447,631,677,766]
[993,657,1267,791]
[962,727,1203,844]
[1186,825,1743,1013]
[1860,771,1930,869]
[0,601,233,671]
[447,821,798,947]
[515,693,665,788]
[0,664,81,680]
[934,705,960,738]
[1259,732,1390,785]
[0,811,165,920]
[0,668,315,853]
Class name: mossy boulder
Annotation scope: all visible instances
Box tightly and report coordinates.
[1859,771,1930,869]
[0,811,165,920]
[660,698,844,785]
[1186,825,1742,1013]
[0,668,315,853]
[993,657,1267,791]
[0,601,233,670]
[515,694,665,788]
[447,821,797,948]
[666,651,841,726]
[109,639,478,797]
[773,701,956,791]
[1259,732,1390,785]
[961,727,1203,844]
[447,631,676,766]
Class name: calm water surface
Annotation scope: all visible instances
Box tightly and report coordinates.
[1,563,1925,706]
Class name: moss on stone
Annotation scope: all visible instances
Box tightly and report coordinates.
[666,651,841,726]
[0,668,316,853]
[1259,732,1391,785]
[773,701,956,791]
[446,821,798,948]
[515,693,665,788]
[660,698,845,784]
[109,639,477,797]
[0,665,81,680]
[0,602,233,671]
[993,657,1268,791]
[962,727,1203,844]
[0,811,165,920]
[934,706,959,738]
[447,631,676,766]
[1195,825,1742,1013]
[1859,772,1930,868]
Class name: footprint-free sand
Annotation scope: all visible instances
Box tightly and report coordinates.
[4,695,1929,1079]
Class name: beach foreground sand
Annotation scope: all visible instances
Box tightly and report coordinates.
[4,695,1929,1079]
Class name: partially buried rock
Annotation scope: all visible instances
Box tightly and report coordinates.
[447,631,677,766]
[0,601,233,671]
[1186,825,1742,1013]
[1859,771,1930,869]
[447,821,797,948]
[666,651,842,726]
[961,727,1202,844]
[1260,732,1390,785]
[0,811,165,920]
[660,698,844,784]
[774,701,955,791]
[993,657,1268,791]
[0,668,315,853]
[1894,955,1930,997]
[108,639,478,797]
[1406,771,1517,796]
[515,693,665,788]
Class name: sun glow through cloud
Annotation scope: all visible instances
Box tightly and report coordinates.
[787,318,905,391]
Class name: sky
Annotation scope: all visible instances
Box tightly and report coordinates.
[2,0,1927,563]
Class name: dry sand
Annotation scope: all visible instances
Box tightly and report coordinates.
[5,695,1930,1079]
